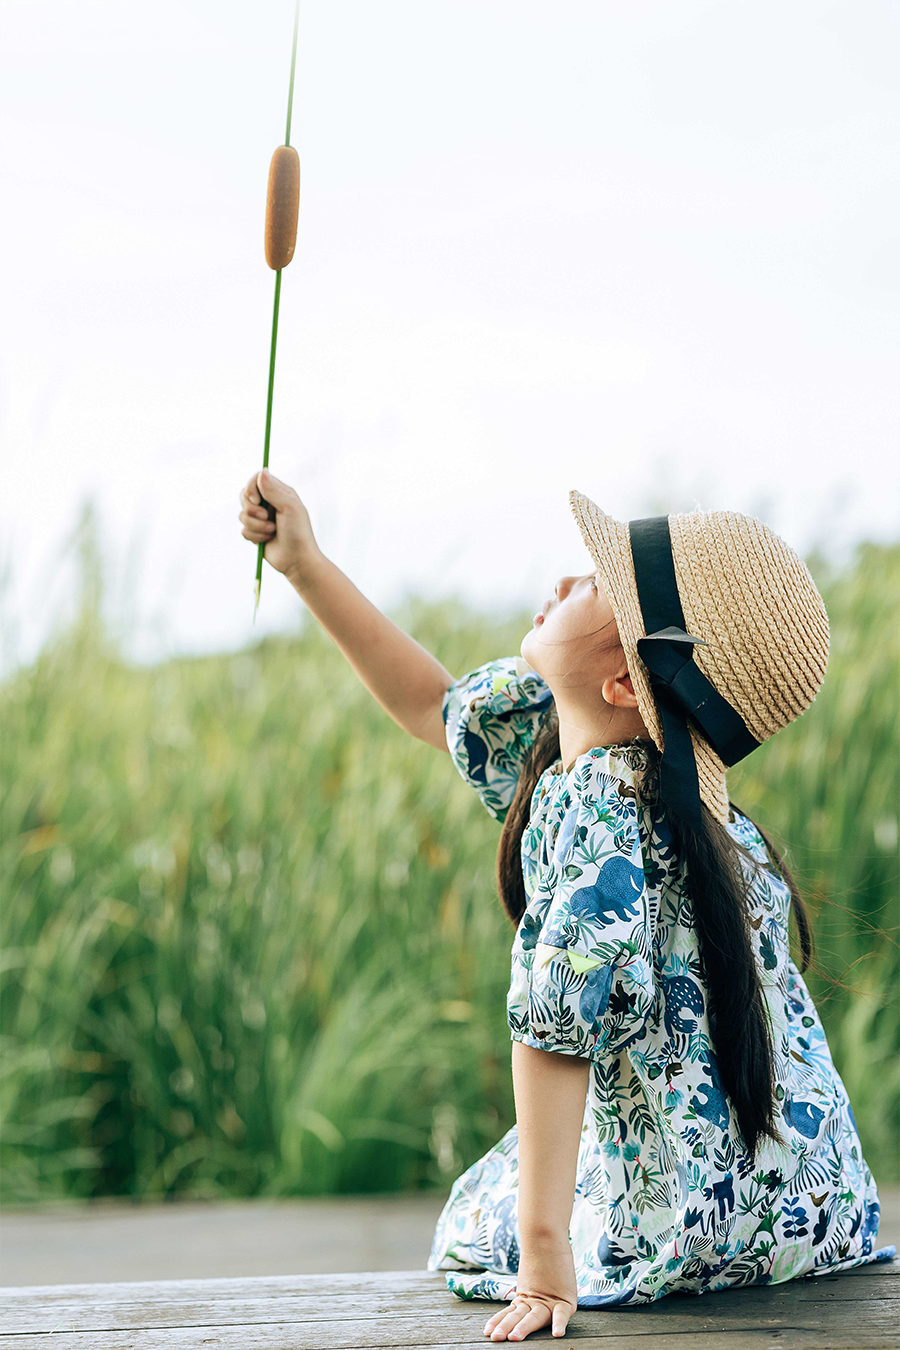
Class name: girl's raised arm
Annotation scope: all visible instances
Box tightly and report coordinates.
[239,468,453,752]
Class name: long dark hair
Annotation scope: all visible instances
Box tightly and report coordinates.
[497,700,815,1164]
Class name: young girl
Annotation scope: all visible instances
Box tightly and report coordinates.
[238,471,895,1342]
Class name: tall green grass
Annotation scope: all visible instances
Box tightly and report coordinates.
[1,531,897,1202]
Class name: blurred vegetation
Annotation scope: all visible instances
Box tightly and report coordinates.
[1,514,898,1203]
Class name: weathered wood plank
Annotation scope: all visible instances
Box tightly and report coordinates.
[2,1306,899,1350]
[1,1263,896,1348]
[2,1261,893,1312]
[1,1268,898,1335]
[1,1339,894,1350]
[0,1335,893,1350]
[2,1296,898,1346]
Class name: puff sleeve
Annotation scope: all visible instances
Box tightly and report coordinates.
[506,747,655,1061]
[442,656,555,824]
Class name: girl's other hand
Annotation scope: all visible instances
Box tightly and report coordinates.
[483,1236,578,1340]
[238,469,322,585]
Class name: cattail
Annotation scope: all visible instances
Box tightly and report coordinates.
[253,0,300,622]
[264,146,300,270]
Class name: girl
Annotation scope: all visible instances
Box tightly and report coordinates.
[238,471,895,1342]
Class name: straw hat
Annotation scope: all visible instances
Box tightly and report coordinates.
[568,490,830,826]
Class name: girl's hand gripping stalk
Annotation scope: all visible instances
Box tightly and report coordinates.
[239,468,321,587]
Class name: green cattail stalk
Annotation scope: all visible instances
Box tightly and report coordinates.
[254,0,301,621]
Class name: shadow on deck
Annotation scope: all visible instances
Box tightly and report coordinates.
[2,1259,897,1348]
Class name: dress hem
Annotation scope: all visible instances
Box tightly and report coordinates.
[440,1243,898,1306]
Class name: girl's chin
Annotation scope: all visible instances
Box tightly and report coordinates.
[520,632,539,663]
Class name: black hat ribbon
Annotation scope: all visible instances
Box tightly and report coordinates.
[628,516,760,832]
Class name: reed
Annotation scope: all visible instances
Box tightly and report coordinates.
[1,534,896,1201]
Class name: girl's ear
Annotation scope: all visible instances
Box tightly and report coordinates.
[601,669,639,708]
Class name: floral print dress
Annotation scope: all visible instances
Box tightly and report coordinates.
[427,656,896,1307]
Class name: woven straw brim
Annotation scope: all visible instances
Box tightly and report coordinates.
[568,490,731,824]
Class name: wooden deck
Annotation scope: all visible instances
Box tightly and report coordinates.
[2,1260,896,1348]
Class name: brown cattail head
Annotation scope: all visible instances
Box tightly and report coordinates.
[264,145,300,270]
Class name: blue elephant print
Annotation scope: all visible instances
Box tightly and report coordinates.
[566,856,645,925]
[782,1096,826,1140]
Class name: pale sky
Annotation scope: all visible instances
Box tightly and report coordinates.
[1,0,897,675]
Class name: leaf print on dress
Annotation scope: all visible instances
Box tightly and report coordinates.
[812,1205,830,1247]
[759,929,779,971]
[430,658,896,1307]
[781,1196,810,1239]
